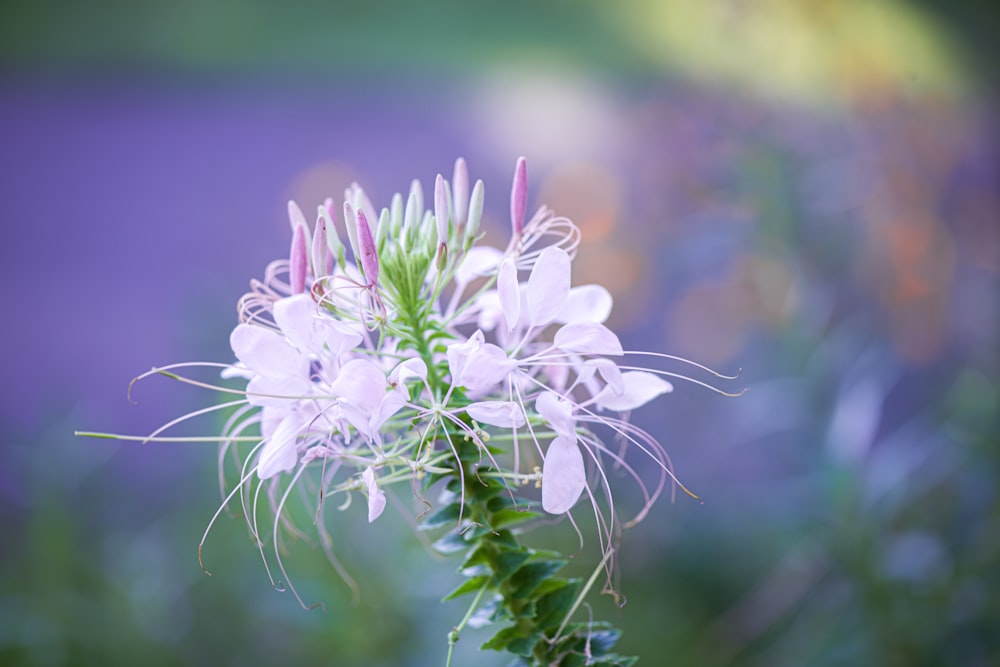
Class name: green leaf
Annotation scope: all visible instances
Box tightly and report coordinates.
[432,530,470,554]
[534,578,581,631]
[494,549,532,582]
[420,502,462,530]
[510,559,567,599]
[490,508,542,530]
[481,624,539,656]
[442,575,488,602]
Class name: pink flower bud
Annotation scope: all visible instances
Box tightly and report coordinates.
[289,223,308,294]
[510,156,527,238]
[356,209,379,287]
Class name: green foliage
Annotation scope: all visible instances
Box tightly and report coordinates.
[423,435,637,666]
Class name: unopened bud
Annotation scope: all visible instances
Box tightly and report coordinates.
[289,223,308,294]
[434,173,449,247]
[356,209,379,287]
[464,179,485,244]
[452,157,469,228]
[510,156,527,238]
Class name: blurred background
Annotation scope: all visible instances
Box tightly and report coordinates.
[2,1,998,665]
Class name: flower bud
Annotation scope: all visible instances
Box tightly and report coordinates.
[434,173,450,248]
[453,157,469,228]
[289,222,308,294]
[356,209,379,287]
[464,179,485,245]
[510,156,527,238]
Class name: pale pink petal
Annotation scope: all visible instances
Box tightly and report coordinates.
[535,391,575,438]
[329,359,387,414]
[553,321,623,356]
[274,294,362,358]
[230,324,308,379]
[447,331,512,393]
[257,413,302,479]
[556,284,613,324]
[362,467,387,522]
[587,358,624,396]
[541,435,585,514]
[246,375,312,408]
[595,371,673,411]
[390,357,427,385]
[497,257,520,333]
[466,401,526,428]
[526,246,571,327]
[455,246,502,288]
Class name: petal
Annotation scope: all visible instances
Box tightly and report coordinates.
[526,246,571,327]
[455,246,502,287]
[466,401,526,428]
[541,435,586,514]
[587,358,624,396]
[362,468,387,523]
[497,257,520,333]
[595,371,673,411]
[274,294,362,358]
[257,413,302,479]
[535,391,575,438]
[553,322,624,356]
[447,331,512,393]
[329,359,387,414]
[556,284,613,324]
[246,374,312,407]
[390,357,427,385]
[230,324,308,379]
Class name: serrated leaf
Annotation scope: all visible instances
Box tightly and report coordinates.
[490,508,542,530]
[510,559,567,599]
[494,550,532,582]
[481,625,539,656]
[421,502,462,530]
[432,530,470,554]
[442,576,488,602]
[534,578,581,630]
[460,543,494,572]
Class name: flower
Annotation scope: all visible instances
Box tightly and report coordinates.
[82,156,743,612]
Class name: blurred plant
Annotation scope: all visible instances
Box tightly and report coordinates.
[78,157,741,665]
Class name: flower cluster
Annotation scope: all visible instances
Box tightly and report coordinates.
[82,157,740,663]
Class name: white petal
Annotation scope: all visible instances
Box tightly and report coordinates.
[466,401,526,428]
[390,357,427,385]
[274,294,361,358]
[497,257,520,333]
[556,284,613,324]
[596,371,673,411]
[447,331,512,393]
[541,435,585,514]
[455,246,502,287]
[230,324,308,379]
[473,291,503,332]
[526,246,571,327]
[329,359,387,414]
[362,468,387,523]
[257,413,301,479]
[246,375,312,407]
[553,322,624,356]
[535,391,575,438]
[587,358,625,396]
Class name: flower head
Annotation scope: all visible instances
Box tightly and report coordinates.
[86,157,743,612]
